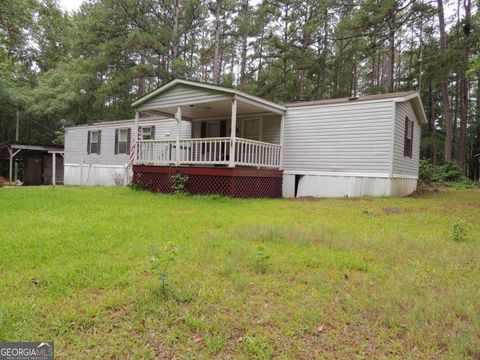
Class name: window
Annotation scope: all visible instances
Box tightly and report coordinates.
[140,126,155,140]
[115,128,129,154]
[404,117,414,158]
[87,130,101,154]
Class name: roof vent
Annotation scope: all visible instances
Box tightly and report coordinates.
[349,96,359,101]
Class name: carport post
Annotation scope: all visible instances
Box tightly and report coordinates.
[52,152,56,186]
[8,148,13,183]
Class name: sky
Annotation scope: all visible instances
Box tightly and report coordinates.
[58,0,85,12]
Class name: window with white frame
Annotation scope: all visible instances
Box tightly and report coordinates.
[88,130,101,154]
[117,128,129,154]
[140,126,154,140]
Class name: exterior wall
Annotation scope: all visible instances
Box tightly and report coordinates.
[392,101,421,178]
[283,101,394,175]
[282,173,417,198]
[137,84,231,112]
[190,115,280,144]
[64,117,190,185]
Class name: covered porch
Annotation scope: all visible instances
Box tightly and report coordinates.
[130,79,286,197]
[131,79,286,169]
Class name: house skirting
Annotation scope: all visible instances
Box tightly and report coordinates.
[133,165,283,198]
[282,173,418,198]
[64,163,131,186]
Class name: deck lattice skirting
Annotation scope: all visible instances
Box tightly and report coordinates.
[133,165,283,198]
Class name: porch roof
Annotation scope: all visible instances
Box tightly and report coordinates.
[131,79,286,119]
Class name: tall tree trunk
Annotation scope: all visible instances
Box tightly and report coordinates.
[387,24,395,92]
[475,72,480,180]
[437,0,454,162]
[170,0,180,77]
[239,1,249,90]
[456,0,471,172]
[316,11,328,100]
[212,0,222,84]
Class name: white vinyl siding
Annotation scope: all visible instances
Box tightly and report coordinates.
[65,118,191,166]
[392,101,421,177]
[282,101,394,174]
[137,84,231,112]
[261,116,281,144]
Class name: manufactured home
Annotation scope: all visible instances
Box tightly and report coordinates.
[64,79,426,198]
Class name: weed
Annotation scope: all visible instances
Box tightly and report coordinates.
[254,244,270,274]
[451,222,468,242]
[151,243,178,293]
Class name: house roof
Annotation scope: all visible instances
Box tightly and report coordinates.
[65,116,169,130]
[286,91,416,107]
[131,79,287,113]
[287,91,428,124]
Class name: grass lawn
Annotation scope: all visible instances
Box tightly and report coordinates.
[0,187,479,359]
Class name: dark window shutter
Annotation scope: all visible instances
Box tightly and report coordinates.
[151,126,155,140]
[97,130,101,154]
[114,129,118,154]
[201,122,207,138]
[404,117,409,157]
[409,120,414,157]
[87,131,91,154]
[220,120,226,137]
[127,128,131,154]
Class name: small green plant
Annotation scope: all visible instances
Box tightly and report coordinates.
[254,244,270,274]
[171,172,188,194]
[451,222,468,242]
[151,243,178,293]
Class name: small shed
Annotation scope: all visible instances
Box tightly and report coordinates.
[0,142,64,185]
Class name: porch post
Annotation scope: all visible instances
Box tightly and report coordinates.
[133,111,139,163]
[52,152,56,186]
[229,98,237,168]
[175,106,181,166]
[280,114,285,169]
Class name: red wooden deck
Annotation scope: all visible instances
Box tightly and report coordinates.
[133,165,283,198]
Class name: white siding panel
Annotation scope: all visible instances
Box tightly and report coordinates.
[137,84,231,111]
[64,164,130,186]
[285,174,417,198]
[262,115,281,144]
[283,101,394,173]
[390,177,417,196]
[64,117,190,166]
[296,175,391,197]
[392,101,421,177]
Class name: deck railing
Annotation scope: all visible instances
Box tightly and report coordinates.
[136,137,281,168]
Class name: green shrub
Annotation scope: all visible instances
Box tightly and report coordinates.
[419,160,476,188]
[419,160,435,184]
[171,172,188,194]
[433,162,464,182]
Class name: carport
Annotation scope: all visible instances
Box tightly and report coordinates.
[0,142,64,185]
